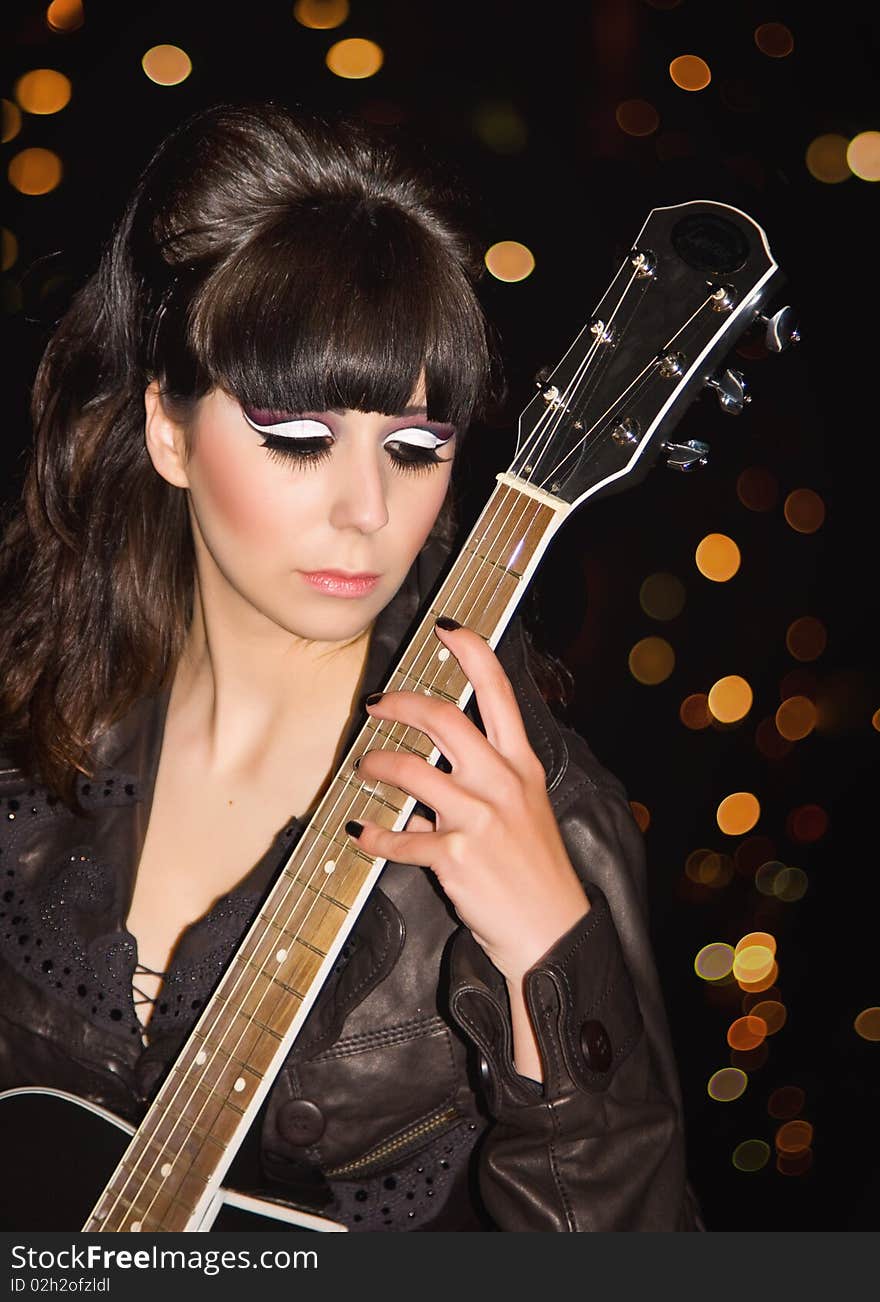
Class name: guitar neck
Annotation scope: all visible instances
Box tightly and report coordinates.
[84,474,569,1232]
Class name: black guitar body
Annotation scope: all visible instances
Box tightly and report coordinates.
[0,1088,344,1232]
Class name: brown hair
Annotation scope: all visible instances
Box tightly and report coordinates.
[0,102,499,810]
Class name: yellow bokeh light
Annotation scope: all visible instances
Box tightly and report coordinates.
[615,99,660,137]
[46,0,84,32]
[685,849,733,888]
[293,0,349,29]
[629,801,650,833]
[628,636,675,685]
[326,37,384,80]
[1,229,17,272]
[737,960,779,994]
[484,241,535,283]
[854,1007,880,1041]
[708,675,753,724]
[785,616,827,662]
[15,69,71,115]
[7,147,63,196]
[755,859,785,896]
[847,132,880,182]
[805,134,851,184]
[680,693,712,730]
[775,1120,813,1153]
[2,99,22,143]
[142,45,193,87]
[736,466,778,512]
[732,1139,770,1172]
[733,946,775,985]
[695,533,740,582]
[669,55,711,92]
[775,695,816,741]
[694,942,735,982]
[773,866,808,902]
[750,1000,787,1036]
[768,1085,805,1119]
[716,791,760,836]
[708,1067,747,1102]
[736,931,777,957]
[754,22,794,58]
[784,487,825,533]
[639,572,685,621]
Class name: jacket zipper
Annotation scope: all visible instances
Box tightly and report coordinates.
[323,1106,460,1178]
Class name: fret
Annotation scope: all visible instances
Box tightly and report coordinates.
[338,769,401,815]
[264,886,350,940]
[177,1030,267,1080]
[212,979,303,1039]
[363,715,434,758]
[285,860,367,911]
[461,542,519,577]
[238,953,304,998]
[169,1068,248,1118]
[309,821,377,865]
[386,664,459,702]
[115,1154,207,1216]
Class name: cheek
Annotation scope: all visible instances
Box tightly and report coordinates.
[190,437,312,546]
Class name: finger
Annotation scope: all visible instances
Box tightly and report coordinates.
[346,817,440,872]
[366,689,495,774]
[357,747,477,827]
[432,621,534,761]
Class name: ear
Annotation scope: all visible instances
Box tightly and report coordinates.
[144,380,191,489]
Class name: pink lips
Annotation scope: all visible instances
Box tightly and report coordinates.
[300,570,380,597]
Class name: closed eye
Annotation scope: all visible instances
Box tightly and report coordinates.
[241,406,454,475]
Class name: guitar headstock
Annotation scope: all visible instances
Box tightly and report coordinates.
[509,200,795,508]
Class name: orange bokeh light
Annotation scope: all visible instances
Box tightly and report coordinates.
[786,804,828,843]
[615,99,660,137]
[7,147,63,195]
[630,801,650,833]
[695,533,740,581]
[326,37,384,79]
[786,616,827,662]
[775,695,817,741]
[854,1007,880,1041]
[775,1120,813,1153]
[46,0,84,31]
[749,1000,787,1035]
[669,55,711,92]
[680,693,712,730]
[736,466,778,511]
[784,488,825,533]
[737,960,779,994]
[708,675,753,724]
[754,22,794,58]
[716,792,760,836]
[727,1016,768,1051]
[805,134,851,183]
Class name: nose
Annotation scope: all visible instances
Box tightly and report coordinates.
[327,442,390,534]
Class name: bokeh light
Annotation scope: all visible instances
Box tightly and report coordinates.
[754,23,794,57]
[737,961,779,994]
[755,859,786,896]
[326,38,384,79]
[785,616,827,662]
[736,466,778,511]
[732,1139,770,1171]
[629,801,650,833]
[628,636,675,685]
[293,0,349,29]
[768,1085,805,1119]
[669,55,711,92]
[743,986,781,1013]
[615,99,660,137]
[7,148,63,195]
[2,99,23,143]
[854,1007,880,1041]
[484,241,535,283]
[473,101,528,153]
[680,693,712,730]
[773,866,808,902]
[755,716,795,760]
[142,45,192,86]
[695,533,740,581]
[805,134,851,183]
[775,1120,813,1153]
[694,942,735,982]
[46,0,84,32]
[872,708,880,732]
[847,132,880,182]
[775,695,817,741]
[735,835,777,878]
[784,488,825,533]
[750,1000,787,1035]
[14,69,71,115]
[727,1016,768,1052]
[777,1149,813,1176]
[639,572,685,621]
[716,792,760,836]
[708,1068,747,1101]
[786,804,828,843]
[736,932,777,957]
[1,230,17,272]
[685,849,734,888]
[733,946,775,985]
[708,675,753,724]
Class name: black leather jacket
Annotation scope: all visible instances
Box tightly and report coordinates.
[0,535,703,1231]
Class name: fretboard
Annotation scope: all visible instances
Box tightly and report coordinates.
[83,473,569,1232]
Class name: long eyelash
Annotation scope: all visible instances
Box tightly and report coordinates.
[259,435,451,475]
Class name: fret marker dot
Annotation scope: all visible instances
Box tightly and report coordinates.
[324,859,336,874]
[234,1077,246,1092]
[160,1163,172,1178]
[130,1221,142,1232]
[437,648,450,662]
[276,948,287,962]
[96,1205,108,1221]
[195,1050,207,1066]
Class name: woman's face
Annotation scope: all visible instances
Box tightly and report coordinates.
[175,382,455,647]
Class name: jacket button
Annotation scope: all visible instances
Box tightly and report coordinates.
[277,1099,326,1146]
[579,1019,612,1073]
[478,1053,491,1086]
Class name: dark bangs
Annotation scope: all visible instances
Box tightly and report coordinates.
[187,199,491,432]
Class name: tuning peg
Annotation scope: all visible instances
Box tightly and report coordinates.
[662,439,710,472]
[705,367,750,414]
[756,305,800,352]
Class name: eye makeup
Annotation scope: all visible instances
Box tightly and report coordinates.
[241,406,455,474]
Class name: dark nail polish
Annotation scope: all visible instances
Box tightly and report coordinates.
[365,692,383,706]
[435,616,462,631]
[345,819,363,838]
[352,755,362,772]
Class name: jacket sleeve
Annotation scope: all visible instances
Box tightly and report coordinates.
[446,726,704,1231]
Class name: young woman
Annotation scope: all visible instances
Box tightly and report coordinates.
[0,102,701,1231]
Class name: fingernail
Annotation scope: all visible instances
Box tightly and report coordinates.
[435,616,462,631]
[352,755,362,772]
[345,819,363,838]
[365,692,383,707]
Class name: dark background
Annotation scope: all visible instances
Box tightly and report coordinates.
[2,0,878,1230]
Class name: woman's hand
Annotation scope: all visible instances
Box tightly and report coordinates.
[347,620,590,991]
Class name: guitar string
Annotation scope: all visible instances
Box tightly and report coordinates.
[98,253,653,1227]
[96,258,634,1228]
